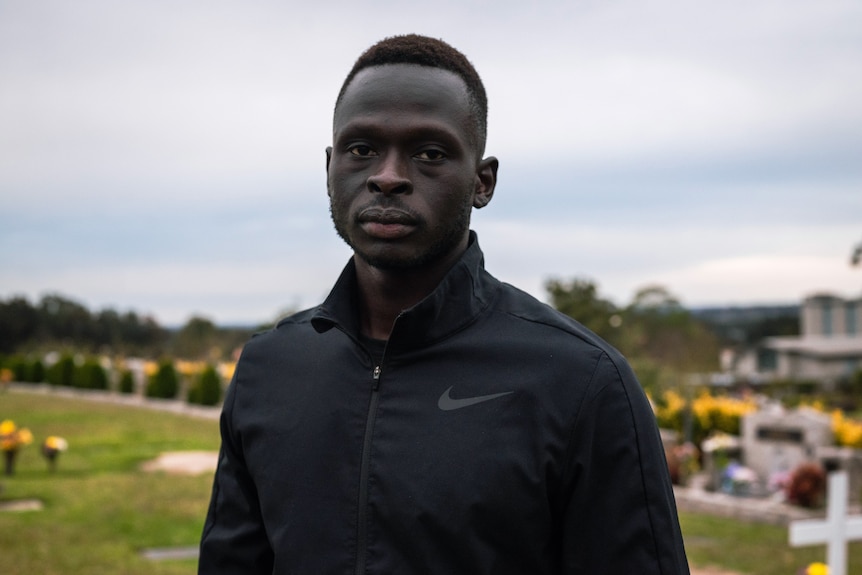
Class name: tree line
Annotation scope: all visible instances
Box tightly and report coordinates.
[0,293,255,360]
[1,284,797,383]
[545,279,798,393]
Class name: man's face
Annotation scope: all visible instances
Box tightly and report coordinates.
[327,64,494,271]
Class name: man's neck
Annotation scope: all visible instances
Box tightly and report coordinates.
[353,249,465,340]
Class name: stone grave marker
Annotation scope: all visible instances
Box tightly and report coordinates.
[742,406,832,481]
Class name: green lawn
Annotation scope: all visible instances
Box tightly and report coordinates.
[681,510,861,574]
[1,389,861,574]
[1,390,219,575]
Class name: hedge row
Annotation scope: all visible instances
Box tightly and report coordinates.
[0,354,223,406]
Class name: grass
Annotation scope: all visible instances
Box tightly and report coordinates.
[2,389,861,574]
[1,390,219,575]
[681,511,861,574]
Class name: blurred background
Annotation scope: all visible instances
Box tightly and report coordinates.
[1,2,861,574]
[2,0,859,328]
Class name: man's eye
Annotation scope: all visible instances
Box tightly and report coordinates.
[349,145,376,157]
[415,149,446,161]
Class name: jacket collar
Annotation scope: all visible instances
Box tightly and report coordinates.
[311,231,500,351]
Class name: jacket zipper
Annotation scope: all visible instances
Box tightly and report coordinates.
[355,364,382,575]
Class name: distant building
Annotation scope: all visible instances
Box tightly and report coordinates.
[724,293,862,384]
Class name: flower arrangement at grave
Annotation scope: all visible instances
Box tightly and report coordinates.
[768,468,792,493]
[143,360,159,377]
[700,430,744,492]
[831,410,862,448]
[720,461,758,496]
[701,431,739,453]
[41,436,68,472]
[219,361,236,382]
[798,561,829,575]
[666,441,700,485]
[792,401,862,449]
[1,419,33,475]
[653,389,757,448]
[176,359,207,378]
[653,389,687,431]
[692,392,757,438]
[785,462,827,508]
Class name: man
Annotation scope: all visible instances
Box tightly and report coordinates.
[199,34,690,574]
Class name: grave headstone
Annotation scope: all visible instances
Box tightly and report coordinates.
[742,406,832,482]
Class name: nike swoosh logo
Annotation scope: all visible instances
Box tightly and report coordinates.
[437,386,514,411]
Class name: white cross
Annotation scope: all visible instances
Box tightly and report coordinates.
[789,471,862,575]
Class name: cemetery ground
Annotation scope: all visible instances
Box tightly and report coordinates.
[0,391,218,575]
[1,391,861,574]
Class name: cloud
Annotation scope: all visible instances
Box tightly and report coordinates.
[1,0,860,324]
[650,254,862,305]
[476,216,861,308]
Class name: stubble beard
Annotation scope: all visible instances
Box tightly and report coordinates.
[329,198,473,272]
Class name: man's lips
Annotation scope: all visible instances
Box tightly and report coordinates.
[357,207,418,239]
[357,207,416,225]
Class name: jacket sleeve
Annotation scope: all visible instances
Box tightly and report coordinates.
[561,352,690,574]
[198,376,274,574]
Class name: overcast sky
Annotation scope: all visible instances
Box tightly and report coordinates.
[1,0,860,326]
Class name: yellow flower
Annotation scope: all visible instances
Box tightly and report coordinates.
[832,410,862,448]
[176,360,206,377]
[0,419,16,435]
[44,436,68,451]
[0,420,33,451]
[702,432,737,452]
[807,562,829,575]
[17,428,33,445]
[143,361,159,377]
[219,361,236,381]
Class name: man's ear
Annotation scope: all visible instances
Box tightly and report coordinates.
[473,156,498,209]
[325,147,333,197]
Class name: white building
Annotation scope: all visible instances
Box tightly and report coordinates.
[728,293,862,383]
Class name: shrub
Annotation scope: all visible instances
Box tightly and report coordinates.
[187,364,222,406]
[1,354,43,383]
[794,380,819,396]
[785,462,827,508]
[118,369,135,394]
[73,358,109,390]
[28,358,45,383]
[853,368,862,392]
[146,359,179,399]
[47,354,76,387]
[9,356,29,382]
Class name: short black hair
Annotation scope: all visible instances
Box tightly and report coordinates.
[335,34,488,156]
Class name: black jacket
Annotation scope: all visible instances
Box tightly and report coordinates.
[199,233,689,574]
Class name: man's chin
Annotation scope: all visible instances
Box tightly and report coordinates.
[354,249,421,271]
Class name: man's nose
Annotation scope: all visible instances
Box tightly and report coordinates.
[367,153,412,195]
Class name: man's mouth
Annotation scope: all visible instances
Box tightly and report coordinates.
[357,207,418,239]
[357,207,416,224]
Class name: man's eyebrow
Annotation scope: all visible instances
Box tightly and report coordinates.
[336,121,464,144]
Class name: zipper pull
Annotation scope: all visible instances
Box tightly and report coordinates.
[372,365,381,389]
